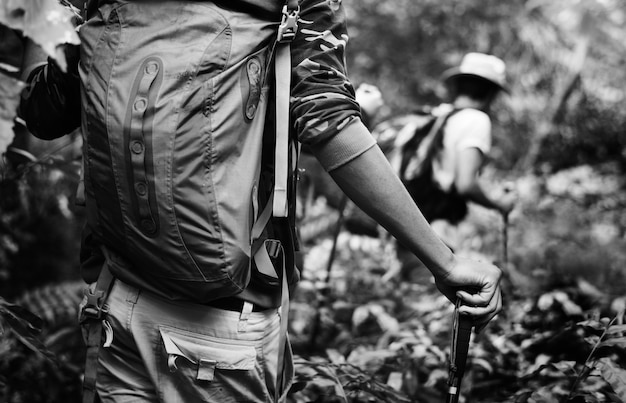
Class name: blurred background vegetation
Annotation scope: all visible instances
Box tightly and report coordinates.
[343,0,626,173]
[1,0,626,402]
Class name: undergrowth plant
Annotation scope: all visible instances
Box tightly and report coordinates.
[1,163,626,402]
[0,282,84,403]
[288,214,626,403]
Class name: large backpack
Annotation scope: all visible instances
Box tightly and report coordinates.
[373,106,468,224]
[78,0,299,304]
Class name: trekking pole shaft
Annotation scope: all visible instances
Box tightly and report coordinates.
[502,212,508,268]
[324,195,348,281]
[308,195,348,350]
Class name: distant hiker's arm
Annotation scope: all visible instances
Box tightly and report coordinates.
[18,42,81,140]
[309,121,503,326]
[454,148,516,215]
[19,38,47,82]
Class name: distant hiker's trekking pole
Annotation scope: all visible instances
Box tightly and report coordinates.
[500,181,515,270]
[502,211,509,269]
[308,194,349,350]
[446,299,473,403]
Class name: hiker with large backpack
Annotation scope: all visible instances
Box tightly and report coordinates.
[376,52,518,281]
[433,52,516,220]
[19,2,504,402]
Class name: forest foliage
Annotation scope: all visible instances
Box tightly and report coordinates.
[344,0,626,173]
[1,0,626,402]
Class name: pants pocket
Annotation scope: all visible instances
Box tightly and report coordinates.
[158,325,269,402]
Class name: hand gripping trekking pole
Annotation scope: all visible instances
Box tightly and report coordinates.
[446,299,473,403]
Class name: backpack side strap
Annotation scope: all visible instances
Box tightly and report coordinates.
[79,256,115,403]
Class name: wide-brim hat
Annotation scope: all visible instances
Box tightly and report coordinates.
[441,52,508,93]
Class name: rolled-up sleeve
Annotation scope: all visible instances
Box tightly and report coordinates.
[290,0,372,167]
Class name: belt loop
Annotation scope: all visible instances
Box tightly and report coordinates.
[238,301,254,332]
[125,284,140,304]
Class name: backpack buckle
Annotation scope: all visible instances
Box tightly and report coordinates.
[266,239,282,259]
[79,288,107,323]
[278,5,299,43]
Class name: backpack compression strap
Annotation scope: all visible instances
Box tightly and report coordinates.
[273,0,299,218]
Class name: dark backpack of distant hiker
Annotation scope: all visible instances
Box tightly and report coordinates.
[373,106,468,224]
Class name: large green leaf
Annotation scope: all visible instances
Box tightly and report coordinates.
[0,0,79,72]
[0,297,56,362]
[596,358,626,401]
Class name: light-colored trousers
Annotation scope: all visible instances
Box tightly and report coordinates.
[83,279,293,402]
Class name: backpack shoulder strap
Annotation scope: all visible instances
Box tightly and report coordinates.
[403,107,464,181]
[270,3,299,401]
[272,0,299,218]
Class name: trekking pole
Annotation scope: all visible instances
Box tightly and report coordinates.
[500,181,515,270]
[446,299,473,403]
[308,194,349,350]
[502,211,509,269]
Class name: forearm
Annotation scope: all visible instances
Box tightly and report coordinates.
[306,117,502,325]
[313,141,456,278]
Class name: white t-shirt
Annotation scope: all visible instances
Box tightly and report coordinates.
[431,107,492,192]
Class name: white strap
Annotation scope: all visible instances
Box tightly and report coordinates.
[273,42,291,218]
[254,240,279,279]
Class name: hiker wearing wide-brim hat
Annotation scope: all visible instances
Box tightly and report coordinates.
[441,52,509,94]
[424,52,517,250]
